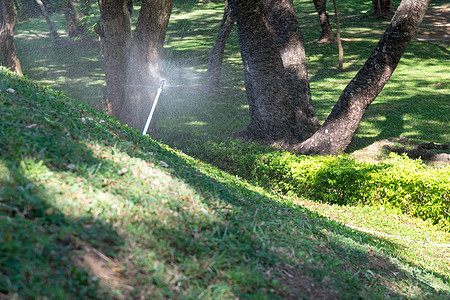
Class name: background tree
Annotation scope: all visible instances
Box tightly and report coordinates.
[372,0,393,17]
[206,0,234,94]
[332,0,343,70]
[228,0,431,155]
[35,0,59,39]
[0,0,22,74]
[312,0,334,43]
[98,0,173,136]
[62,1,85,38]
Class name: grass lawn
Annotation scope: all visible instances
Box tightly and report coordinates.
[1,68,449,299]
[2,0,450,298]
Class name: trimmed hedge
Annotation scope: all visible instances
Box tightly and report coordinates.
[189,139,450,231]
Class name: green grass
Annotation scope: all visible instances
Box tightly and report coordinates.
[3,0,450,297]
[1,69,449,298]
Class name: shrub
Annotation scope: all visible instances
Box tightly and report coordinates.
[190,139,450,231]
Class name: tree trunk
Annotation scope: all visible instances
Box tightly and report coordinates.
[332,0,343,70]
[292,0,431,155]
[0,0,22,74]
[206,0,234,94]
[98,0,173,136]
[312,0,334,43]
[122,0,173,135]
[98,0,133,117]
[230,0,319,144]
[62,1,85,38]
[35,0,59,39]
[372,0,392,17]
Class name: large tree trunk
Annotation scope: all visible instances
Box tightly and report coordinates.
[312,0,334,43]
[230,0,319,144]
[292,0,431,155]
[62,1,85,38]
[122,0,173,135]
[206,0,234,94]
[98,0,132,118]
[0,0,22,74]
[229,0,430,155]
[35,0,59,39]
[98,0,173,136]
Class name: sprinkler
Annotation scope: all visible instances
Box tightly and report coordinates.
[142,78,166,136]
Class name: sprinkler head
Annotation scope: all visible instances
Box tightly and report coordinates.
[159,78,166,89]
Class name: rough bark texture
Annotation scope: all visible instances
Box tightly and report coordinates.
[313,0,334,43]
[292,0,431,155]
[35,0,59,39]
[63,1,85,38]
[99,0,172,136]
[98,0,132,117]
[372,0,392,17]
[0,0,22,74]
[229,0,319,144]
[206,0,234,94]
[122,0,173,135]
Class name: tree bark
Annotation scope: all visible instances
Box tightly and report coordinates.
[98,0,173,136]
[0,0,22,74]
[98,0,133,117]
[312,0,334,43]
[372,0,392,17]
[292,0,431,155]
[332,0,343,70]
[35,0,59,39]
[230,0,319,144]
[62,1,85,38]
[122,0,173,135]
[206,0,234,94]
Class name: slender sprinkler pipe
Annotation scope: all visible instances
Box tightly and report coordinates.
[142,78,165,136]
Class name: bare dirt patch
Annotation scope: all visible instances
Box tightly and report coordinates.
[352,137,450,164]
[415,4,449,41]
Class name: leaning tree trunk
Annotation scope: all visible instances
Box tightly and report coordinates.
[206,0,234,94]
[35,0,59,39]
[122,0,173,135]
[293,0,431,155]
[230,0,319,144]
[0,0,22,74]
[312,0,334,43]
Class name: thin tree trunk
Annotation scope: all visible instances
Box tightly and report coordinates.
[292,0,431,155]
[35,0,59,39]
[332,0,343,70]
[313,0,334,43]
[206,0,234,94]
[0,0,22,74]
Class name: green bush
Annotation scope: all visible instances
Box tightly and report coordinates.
[190,139,450,231]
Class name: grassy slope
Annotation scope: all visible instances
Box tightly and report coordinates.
[1,70,449,298]
[13,0,449,152]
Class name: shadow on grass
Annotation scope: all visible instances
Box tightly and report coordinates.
[2,70,448,298]
[0,161,124,298]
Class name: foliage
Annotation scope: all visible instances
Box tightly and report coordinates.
[189,139,450,230]
[1,69,449,298]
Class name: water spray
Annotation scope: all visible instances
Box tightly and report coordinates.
[142,78,166,136]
